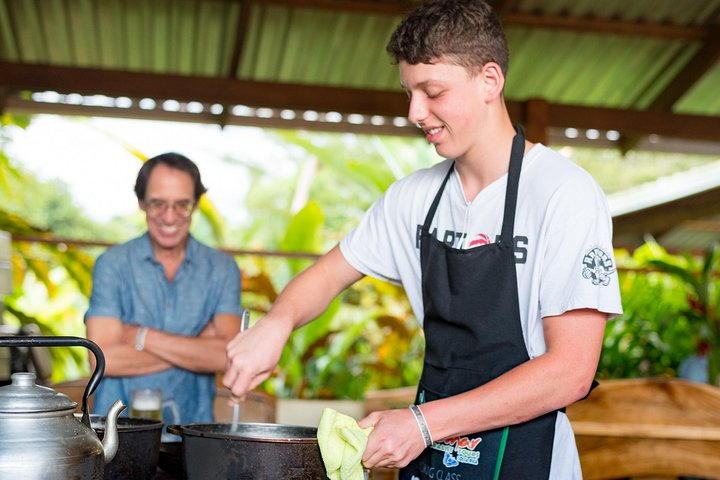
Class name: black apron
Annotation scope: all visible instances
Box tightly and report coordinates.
[401,127,558,480]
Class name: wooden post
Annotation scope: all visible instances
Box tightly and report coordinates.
[524,98,549,144]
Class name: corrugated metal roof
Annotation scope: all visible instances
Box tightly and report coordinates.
[239,4,402,88]
[0,0,718,139]
[504,0,720,114]
[1,0,719,252]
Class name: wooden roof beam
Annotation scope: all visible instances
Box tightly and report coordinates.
[2,61,720,142]
[545,103,720,143]
[246,0,711,40]
[248,0,419,15]
[0,61,409,117]
[613,188,720,239]
[649,27,720,111]
[503,12,709,40]
[227,0,253,77]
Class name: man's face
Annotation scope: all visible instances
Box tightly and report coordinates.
[140,163,196,253]
[400,59,487,161]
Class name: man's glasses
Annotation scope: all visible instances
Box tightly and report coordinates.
[143,199,195,218]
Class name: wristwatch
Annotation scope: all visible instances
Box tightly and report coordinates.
[135,326,149,351]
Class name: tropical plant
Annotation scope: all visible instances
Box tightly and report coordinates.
[221,130,436,399]
[2,118,428,398]
[0,114,233,382]
[0,115,97,380]
[638,242,720,385]
[599,242,717,383]
[556,145,717,195]
[241,202,423,400]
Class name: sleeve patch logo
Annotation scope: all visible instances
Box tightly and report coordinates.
[581,247,616,286]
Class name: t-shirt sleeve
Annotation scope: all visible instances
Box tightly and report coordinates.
[340,189,403,285]
[85,252,123,320]
[212,255,243,316]
[538,175,623,319]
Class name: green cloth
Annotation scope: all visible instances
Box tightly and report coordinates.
[317,407,372,480]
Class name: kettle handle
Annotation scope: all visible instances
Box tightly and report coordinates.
[0,335,104,425]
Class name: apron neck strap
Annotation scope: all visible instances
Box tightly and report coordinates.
[422,126,527,241]
[499,126,526,245]
[422,162,455,233]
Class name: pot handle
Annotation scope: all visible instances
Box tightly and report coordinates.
[0,335,105,427]
[166,424,183,436]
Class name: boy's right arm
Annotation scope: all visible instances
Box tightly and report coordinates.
[223,244,364,399]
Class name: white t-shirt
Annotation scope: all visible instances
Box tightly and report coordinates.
[340,144,623,479]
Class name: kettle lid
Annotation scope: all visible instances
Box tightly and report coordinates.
[0,372,76,413]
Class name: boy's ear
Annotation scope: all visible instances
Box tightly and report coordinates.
[480,62,505,101]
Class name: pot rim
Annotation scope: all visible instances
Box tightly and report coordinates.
[171,422,319,443]
[75,413,164,433]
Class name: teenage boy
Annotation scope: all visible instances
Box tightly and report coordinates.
[224,1,621,478]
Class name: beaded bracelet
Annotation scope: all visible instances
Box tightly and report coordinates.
[409,404,433,448]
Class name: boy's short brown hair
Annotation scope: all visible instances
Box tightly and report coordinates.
[387,0,509,76]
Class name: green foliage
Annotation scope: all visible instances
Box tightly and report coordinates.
[1,113,31,130]
[279,201,325,276]
[1,118,426,399]
[639,242,720,385]
[557,146,717,195]
[1,171,111,242]
[0,117,98,381]
[258,272,423,400]
[16,116,720,397]
[4,272,91,382]
[241,130,437,249]
[246,201,423,401]
[599,243,718,382]
[238,131,431,399]
[0,117,229,382]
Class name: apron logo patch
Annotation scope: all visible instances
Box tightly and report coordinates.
[432,435,482,467]
[581,247,616,286]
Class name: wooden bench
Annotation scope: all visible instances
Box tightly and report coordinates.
[567,378,720,479]
[367,381,720,479]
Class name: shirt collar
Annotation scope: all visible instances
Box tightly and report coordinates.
[140,232,196,265]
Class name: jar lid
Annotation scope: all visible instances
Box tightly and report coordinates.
[0,372,76,413]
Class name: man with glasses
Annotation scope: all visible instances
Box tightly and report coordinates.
[86,152,242,426]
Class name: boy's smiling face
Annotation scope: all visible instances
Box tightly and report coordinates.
[400,58,498,162]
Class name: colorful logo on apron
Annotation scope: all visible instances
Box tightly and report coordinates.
[432,435,482,467]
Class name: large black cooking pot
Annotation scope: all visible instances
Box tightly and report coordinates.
[167,422,328,479]
[85,414,163,480]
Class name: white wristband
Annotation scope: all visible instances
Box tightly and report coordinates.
[409,404,433,448]
[135,326,149,351]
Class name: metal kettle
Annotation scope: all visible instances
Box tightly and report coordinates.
[0,336,126,479]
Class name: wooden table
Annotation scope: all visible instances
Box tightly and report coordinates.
[567,378,720,479]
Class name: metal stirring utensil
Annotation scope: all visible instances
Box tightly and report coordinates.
[230,308,250,433]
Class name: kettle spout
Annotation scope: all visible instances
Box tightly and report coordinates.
[102,399,127,464]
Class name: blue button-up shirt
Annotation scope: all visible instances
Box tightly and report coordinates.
[86,233,241,424]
